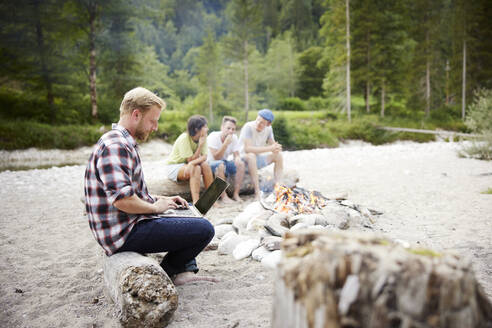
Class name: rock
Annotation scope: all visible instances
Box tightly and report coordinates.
[232,239,261,260]
[287,214,319,227]
[261,250,282,269]
[246,217,267,232]
[319,204,350,228]
[214,224,234,239]
[204,238,219,251]
[216,217,233,225]
[264,215,290,237]
[252,246,271,262]
[232,202,267,232]
[261,236,283,251]
[217,232,249,255]
[289,222,309,231]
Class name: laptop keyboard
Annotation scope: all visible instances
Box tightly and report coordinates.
[162,207,197,217]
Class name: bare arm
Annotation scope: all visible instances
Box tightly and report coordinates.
[243,138,279,154]
[114,195,179,214]
[209,135,233,160]
[186,135,207,163]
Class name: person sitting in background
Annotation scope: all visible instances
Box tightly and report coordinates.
[239,109,283,199]
[165,115,214,204]
[207,116,245,203]
[84,87,216,285]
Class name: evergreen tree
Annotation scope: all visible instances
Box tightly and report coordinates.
[196,31,221,124]
[224,0,263,122]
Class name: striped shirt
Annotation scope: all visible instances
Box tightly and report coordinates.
[84,124,157,255]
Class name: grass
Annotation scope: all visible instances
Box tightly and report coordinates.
[0,108,471,150]
[481,188,492,194]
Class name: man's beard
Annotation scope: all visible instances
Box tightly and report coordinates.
[135,122,150,141]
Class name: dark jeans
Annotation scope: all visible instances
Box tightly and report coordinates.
[116,217,215,277]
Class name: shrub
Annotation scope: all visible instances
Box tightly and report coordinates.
[278,97,307,111]
[0,121,102,150]
[461,89,492,160]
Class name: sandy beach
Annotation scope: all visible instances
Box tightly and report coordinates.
[0,140,491,327]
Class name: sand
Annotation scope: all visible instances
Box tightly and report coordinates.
[0,140,491,327]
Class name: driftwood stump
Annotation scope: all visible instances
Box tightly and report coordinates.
[148,168,299,200]
[272,230,492,328]
[103,252,178,328]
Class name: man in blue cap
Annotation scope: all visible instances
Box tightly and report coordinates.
[239,109,283,199]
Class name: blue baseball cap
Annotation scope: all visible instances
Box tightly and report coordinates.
[258,109,274,122]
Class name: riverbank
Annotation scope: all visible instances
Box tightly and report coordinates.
[0,140,490,327]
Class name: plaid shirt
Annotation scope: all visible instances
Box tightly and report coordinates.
[84,124,157,255]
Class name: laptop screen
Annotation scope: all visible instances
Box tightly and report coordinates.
[195,177,229,215]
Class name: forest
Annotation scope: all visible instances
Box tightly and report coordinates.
[0,0,491,150]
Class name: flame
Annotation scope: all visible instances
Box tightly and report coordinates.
[273,183,326,215]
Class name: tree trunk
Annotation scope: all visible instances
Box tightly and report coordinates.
[272,230,492,328]
[33,0,55,119]
[380,80,385,118]
[462,38,467,120]
[103,252,178,328]
[89,2,98,121]
[445,59,450,105]
[425,31,431,118]
[208,84,214,124]
[365,31,371,113]
[148,169,299,200]
[244,40,250,123]
[345,0,351,123]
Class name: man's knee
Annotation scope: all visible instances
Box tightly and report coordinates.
[235,158,245,171]
[217,162,225,175]
[273,152,283,163]
[197,218,215,242]
[192,165,201,177]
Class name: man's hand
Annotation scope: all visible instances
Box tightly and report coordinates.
[224,134,233,146]
[198,134,207,148]
[153,197,180,213]
[271,142,282,154]
[168,195,188,208]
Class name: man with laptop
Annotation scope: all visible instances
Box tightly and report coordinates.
[84,87,220,285]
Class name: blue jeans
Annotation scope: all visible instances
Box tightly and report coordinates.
[116,217,215,277]
[209,159,237,177]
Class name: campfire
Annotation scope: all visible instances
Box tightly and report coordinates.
[268,183,331,215]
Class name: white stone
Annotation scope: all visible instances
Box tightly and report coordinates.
[218,232,249,255]
[232,239,260,260]
[261,250,282,269]
[252,246,271,262]
[214,224,234,239]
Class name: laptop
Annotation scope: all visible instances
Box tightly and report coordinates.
[159,176,229,218]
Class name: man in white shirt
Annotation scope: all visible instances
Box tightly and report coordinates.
[239,109,283,199]
[207,116,245,202]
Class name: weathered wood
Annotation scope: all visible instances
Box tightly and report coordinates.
[148,168,299,200]
[272,230,492,328]
[103,252,178,328]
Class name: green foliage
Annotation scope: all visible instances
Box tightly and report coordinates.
[460,89,492,160]
[0,121,102,150]
[481,188,492,195]
[272,114,338,150]
[277,97,306,111]
[297,47,327,99]
[466,89,492,134]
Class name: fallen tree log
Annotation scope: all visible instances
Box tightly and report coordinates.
[148,168,299,200]
[273,230,492,328]
[103,252,178,328]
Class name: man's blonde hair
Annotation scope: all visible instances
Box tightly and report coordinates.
[119,87,166,117]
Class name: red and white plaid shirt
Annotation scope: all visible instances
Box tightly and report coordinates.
[84,124,157,255]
